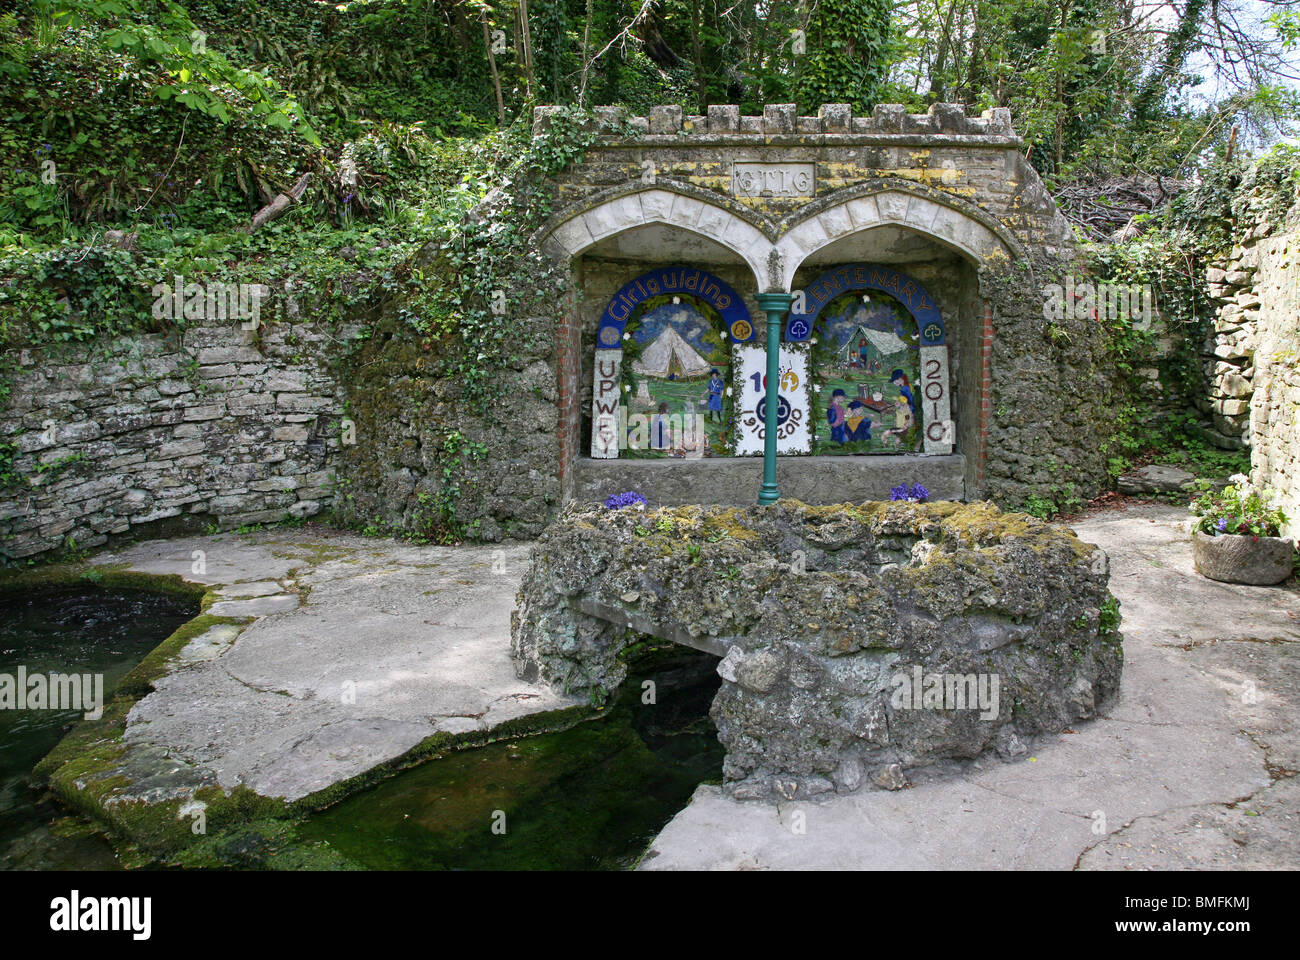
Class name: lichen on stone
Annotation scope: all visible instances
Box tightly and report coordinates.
[513,498,1124,801]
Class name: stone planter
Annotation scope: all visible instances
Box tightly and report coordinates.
[1193,531,1295,585]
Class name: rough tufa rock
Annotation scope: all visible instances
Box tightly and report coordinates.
[511,499,1124,801]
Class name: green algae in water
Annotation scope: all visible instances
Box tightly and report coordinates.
[298,649,724,870]
[0,589,198,870]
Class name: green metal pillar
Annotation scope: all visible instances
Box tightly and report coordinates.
[754,292,794,506]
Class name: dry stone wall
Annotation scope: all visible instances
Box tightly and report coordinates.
[1200,170,1300,449]
[1,321,344,560]
[1197,161,1300,538]
[1248,226,1300,539]
[1203,240,1269,448]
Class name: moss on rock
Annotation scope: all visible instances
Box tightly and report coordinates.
[513,498,1124,801]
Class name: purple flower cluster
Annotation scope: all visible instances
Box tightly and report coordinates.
[889,482,930,503]
[604,491,648,510]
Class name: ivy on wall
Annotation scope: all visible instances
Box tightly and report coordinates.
[794,0,893,113]
[333,107,639,543]
[399,106,634,410]
[1079,145,1300,484]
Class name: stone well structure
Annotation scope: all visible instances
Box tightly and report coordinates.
[512,499,1124,801]
[535,102,1114,511]
[1,103,1119,560]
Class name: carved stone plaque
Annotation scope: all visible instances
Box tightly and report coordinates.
[919,344,954,454]
[731,162,815,198]
[590,349,622,458]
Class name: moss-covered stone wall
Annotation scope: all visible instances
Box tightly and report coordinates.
[1,320,345,560]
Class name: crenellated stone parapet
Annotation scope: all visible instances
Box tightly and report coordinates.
[535,102,1018,141]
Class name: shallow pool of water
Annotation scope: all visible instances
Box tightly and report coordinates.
[2,588,724,871]
[0,589,198,870]
[299,648,725,870]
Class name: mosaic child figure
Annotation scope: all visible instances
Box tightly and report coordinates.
[890,369,917,422]
[705,368,724,423]
[827,389,849,443]
[883,374,915,447]
[845,394,872,443]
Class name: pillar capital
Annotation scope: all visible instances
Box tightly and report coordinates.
[755,291,795,311]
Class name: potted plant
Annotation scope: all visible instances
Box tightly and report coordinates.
[1188,475,1295,585]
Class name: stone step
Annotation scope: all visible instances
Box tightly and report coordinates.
[572,453,967,507]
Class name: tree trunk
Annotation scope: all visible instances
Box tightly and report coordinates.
[578,0,594,107]
[483,15,506,124]
[1055,0,1068,174]
[689,0,708,113]
[518,0,536,102]
[246,172,312,233]
[928,0,959,101]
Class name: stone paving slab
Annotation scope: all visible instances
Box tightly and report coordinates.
[640,502,1300,870]
[90,528,580,803]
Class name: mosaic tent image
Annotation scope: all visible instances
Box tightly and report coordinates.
[811,290,922,455]
[623,296,732,458]
[2,0,1300,897]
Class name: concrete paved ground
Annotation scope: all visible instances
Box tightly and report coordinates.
[640,501,1300,870]
[91,529,579,802]
[83,503,1299,867]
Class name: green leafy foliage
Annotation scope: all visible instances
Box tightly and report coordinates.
[794,0,893,112]
[887,0,1298,185]
[1082,142,1296,488]
[1189,477,1289,538]
[403,106,622,408]
[33,0,316,140]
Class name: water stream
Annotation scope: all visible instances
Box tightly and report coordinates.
[0,588,198,870]
[298,648,724,870]
[2,588,723,871]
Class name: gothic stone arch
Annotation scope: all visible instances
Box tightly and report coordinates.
[535,102,1102,508]
[773,188,1024,292]
[541,187,771,290]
